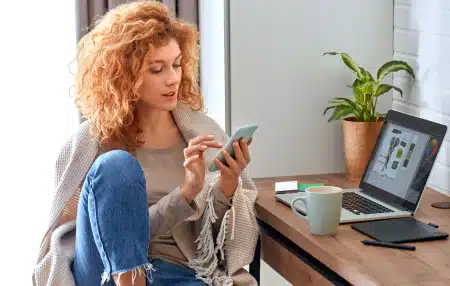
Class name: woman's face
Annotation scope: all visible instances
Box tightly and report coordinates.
[138,38,182,111]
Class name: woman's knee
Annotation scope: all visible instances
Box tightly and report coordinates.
[93,150,142,176]
[85,150,146,199]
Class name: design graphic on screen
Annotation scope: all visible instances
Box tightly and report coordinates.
[372,127,417,180]
[364,122,430,201]
[402,141,416,168]
[426,138,439,157]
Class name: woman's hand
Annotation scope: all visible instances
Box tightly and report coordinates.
[181,135,222,203]
[215,137,253,198]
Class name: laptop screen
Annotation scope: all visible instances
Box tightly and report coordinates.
[360,113,445,213]
[363,122,433,203]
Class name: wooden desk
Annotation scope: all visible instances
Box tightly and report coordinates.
[250,173,450,286]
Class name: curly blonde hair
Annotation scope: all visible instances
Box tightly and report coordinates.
[74,0,203,149]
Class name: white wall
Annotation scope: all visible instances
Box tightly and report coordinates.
[229,0,394,178]
[392,0,450,194]
[199,0,226,130]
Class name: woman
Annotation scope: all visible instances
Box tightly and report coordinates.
[32,1,259,286]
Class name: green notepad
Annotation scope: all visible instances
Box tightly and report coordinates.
[298,183,324,191]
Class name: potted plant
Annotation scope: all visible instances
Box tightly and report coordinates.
[323,52,415,181]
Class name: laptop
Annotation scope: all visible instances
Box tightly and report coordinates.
[276,110,447,224]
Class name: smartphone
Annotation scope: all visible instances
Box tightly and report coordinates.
[209,124,258,172]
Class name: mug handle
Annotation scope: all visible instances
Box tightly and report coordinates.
[291,196,308,221]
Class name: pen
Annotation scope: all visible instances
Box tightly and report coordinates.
[361,240,416,251]
[428,222,439,228]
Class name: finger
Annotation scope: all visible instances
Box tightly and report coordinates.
[183,154,200,168]
[189,135,215,146]
[233,140,246,168]
[215,158,232,175]
[200,141,223,149]
[247,137,253,146]
[221,149,240,175]
[184,145,207,157]
[184,141,223,158]
[240,138,251,163]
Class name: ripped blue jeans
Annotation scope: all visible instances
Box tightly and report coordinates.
[72,150,206,286]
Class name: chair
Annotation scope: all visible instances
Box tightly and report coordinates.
[249,233,262,284]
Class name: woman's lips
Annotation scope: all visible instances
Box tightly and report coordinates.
[162,91,176,96]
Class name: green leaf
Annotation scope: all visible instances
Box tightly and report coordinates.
[376,60,415,82]
[375,84,404,97]
[374,84,391,97]
[352,80,365,103]
[353,80,375,103]
[334,94,373,121]
[329,97,363,119]
[360,67,374,82]
[363,82,375,94]
[323,105,338,116]
[351,79,364,101]
[391,85,403,96]
[328,105,353,122]
[323,52,363,78]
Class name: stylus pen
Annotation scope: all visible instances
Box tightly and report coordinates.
[361,240,416,251]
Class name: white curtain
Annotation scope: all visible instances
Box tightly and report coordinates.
[0,1,79,284]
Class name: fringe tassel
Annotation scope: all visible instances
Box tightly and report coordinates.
[101,272,110,285]
[189,186,216,264]
[212,275,233,286]
[100,262,155,286]
[188,182,237,286]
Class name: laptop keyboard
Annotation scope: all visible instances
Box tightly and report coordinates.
[343,192,394,215]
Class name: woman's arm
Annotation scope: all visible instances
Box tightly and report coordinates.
[148,186,197,239]
[149,135,223,239]
[212,188,232,238]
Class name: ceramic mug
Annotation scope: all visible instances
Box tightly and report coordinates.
[291,186,343,235]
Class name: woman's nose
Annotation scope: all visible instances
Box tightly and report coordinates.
[166,67,181,86]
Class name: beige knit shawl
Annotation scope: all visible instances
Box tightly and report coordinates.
[32,102,259,286]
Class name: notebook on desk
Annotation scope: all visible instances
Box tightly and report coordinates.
[351,217,449,243]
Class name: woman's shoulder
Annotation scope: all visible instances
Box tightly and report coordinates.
[59,120,98,155]
[66,120,95,144]
[175,103,227,138]
[193,111,228,140]
[54,120,99,187]
[77,119,93,137]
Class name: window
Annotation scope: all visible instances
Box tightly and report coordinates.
[199,0,227,131]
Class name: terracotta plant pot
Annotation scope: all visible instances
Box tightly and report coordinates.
[343,117,384,181]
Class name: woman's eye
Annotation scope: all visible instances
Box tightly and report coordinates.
[150,68,162,74]
[173,63,181,68]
